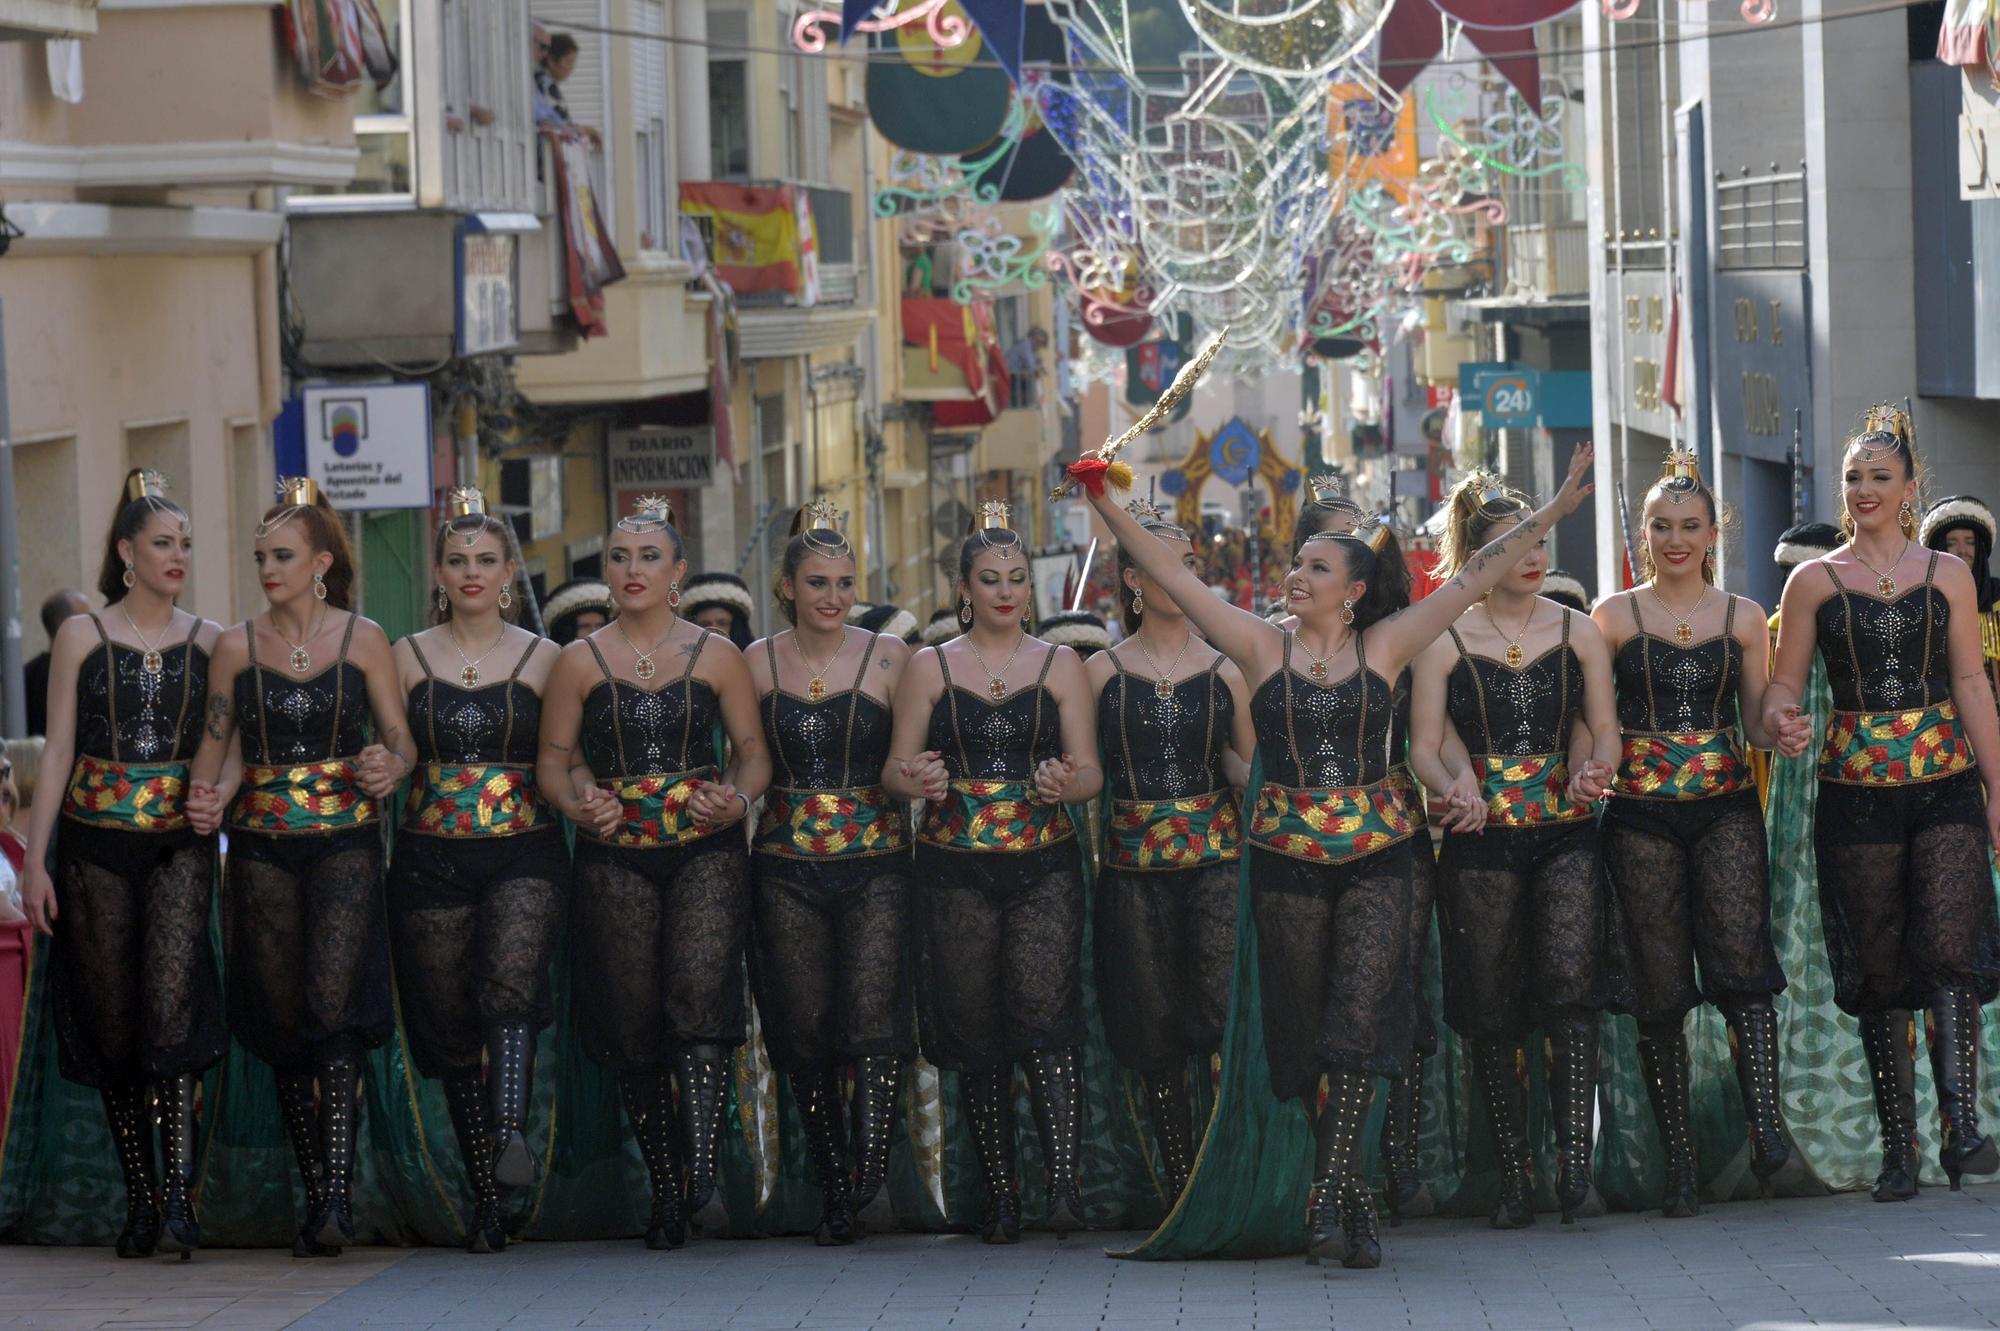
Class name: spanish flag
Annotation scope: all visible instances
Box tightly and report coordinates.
[679,183,817,300]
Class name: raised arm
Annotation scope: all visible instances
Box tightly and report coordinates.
[883,647,947,802]
[1366,444,1596,672]
[1080,490,1282,679]
[20,619,90,934]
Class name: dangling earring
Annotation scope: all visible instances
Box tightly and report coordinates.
[313,572,328,601]
[498,586,512,610]
[435,585,449,614]
[1132,589,1144,617]
[959,597,973,626]
[122,560,135,589]
[1900,500,1915,524]
[668,580,681,609]
[1341,598,1355,626]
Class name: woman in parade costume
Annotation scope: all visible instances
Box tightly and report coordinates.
[746,502,914,1246]
[535,496,770,1249]
[1590,449,1808,1217]
[883,500,1103,1243]
[1765,407,2000,1198]
[681,571,756,650]
[1039,611,1113,661]
[1087,499,1254,1204]
[1075,445,1595,1267]
[1920,496,2000,713]
[1751,523,1843,809]
[387,490,564,1254]
[1408,471,1622,1229]
[849,602,923,647]
[544,578,613,646]
[18,471,226,1259]
[185,477,415,1256]
[1539,571,1590,616]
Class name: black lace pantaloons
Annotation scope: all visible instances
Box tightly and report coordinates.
[750,856,913,1072]
[1437,822,1605,1040]
[1094,860,1236,1077]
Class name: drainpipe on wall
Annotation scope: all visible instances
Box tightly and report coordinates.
[0,304,23,738]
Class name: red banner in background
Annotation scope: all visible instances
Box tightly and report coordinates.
[550,133,626,337]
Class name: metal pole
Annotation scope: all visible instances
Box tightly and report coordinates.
[1791,408,1805,525]
[0,302,23,738]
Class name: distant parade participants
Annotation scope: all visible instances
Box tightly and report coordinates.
[543,577,613,646]
[884,501,1103,1243]
[19,471,226,1259]
[186,477,416,1256]
[1409,472,1621,1229]
[1591,450,1805,1216]
[681,571,756,650]
[1077,444,1596,1268]
[387,490,564,1254]
[1086,499,1253,1203]
[1039,610,1113,661]
[536,496,771,1249]
[1767,408,2000,1198]
[747,503,916,1245]
[1539,570,1591,616]
[1921,495,2000,712]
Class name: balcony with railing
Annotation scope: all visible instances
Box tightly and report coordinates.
[1716,163,1807,270]
[1495,179,1591,299]
[680,179,872,359]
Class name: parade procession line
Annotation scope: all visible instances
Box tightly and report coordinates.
[1,1189,1995,1330]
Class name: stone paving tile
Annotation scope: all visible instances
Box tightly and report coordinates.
[0,1246,407,1331]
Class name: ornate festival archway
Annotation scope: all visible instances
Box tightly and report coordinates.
[1157,417,1303,547]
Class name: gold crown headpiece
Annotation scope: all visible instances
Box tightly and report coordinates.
[254,476,321,538]
[1459,471,1524,518]
[798,497,851,560]
[126,470,170,503]
[1302,515,1394,555]
[972,499,1019,559]
[1656,445,1703,505]
[616,494,676,534]
[1854,403,1915,463]
[441,486,496,547]
[1125,497,1186,538]
[1306,474,1352,509]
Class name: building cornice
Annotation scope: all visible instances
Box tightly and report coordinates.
[3,201,285,256]
[0,138,359,189]
[737,303,878,359]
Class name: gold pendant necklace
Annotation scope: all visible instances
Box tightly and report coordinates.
[1649,587,1705,647]
[793,628,844,703]
[1486,601,1535,669]
[445,624,507,688]
[123,606,173,677]
[966,632,1026,701]
[617,620,677,681]
[1851,538,1910,599]
[1133,631,1194,698]
[276,605,328,674]
[1297,629,1346,681]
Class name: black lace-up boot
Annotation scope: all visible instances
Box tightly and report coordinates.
[850,1056,900,1234]
[794,1070,855,1245]
[1472,1040,1534,1229]
[962,1066,1020,1243]
[1638,1022,1699,1218]
[153,1074,200,1258]
[1546,1012,1604,1223]
[676,1046,731,1233]
[487,1022,537,1188]
[310,1057,361,1250]
[621,1069,684,1249]
[1144,1068,1196,1202]
[1024,1048,1085,1234]
[1305,1069,1378,1269]
[1928,990,1999,1190]
[101,1084,158,1259]
[1860,1012,1920,1202]
[1724,997,1792,1193]
[276,1071,333,1257]
[443,1071,507,1254]
[1379,1054,1434,1225]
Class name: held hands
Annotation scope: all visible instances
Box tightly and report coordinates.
[1547,443,1597,520]
[356,744,406,801]
[185,781,226,837]
[688,779,749,830]
[1034,754,1077,805]
[1985,787,2000,853]
[1773,704,1814,760]
[900,752,950,803]
[577,782,626,839]
[1566,757,1614,806]
[1439,768,1488,834]
[20,866,56,937]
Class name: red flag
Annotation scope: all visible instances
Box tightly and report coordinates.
[1661,292,1683,417]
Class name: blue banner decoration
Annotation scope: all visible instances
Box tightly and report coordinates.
[1208,418,1262,487]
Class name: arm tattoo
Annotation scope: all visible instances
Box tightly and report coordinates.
[1462,514,1540,581]
[204,695,232,741]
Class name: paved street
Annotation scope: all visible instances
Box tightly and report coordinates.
[4,1190,2000,1330]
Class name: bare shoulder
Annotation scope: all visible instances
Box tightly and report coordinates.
[347,613,392,652]
[1563,606,1610,652]
[1085,645,1118,694]
[871,633,912,670]
[192,617,226,653]
[205,621,249,671]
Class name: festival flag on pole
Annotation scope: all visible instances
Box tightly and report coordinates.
[678,183,817,300]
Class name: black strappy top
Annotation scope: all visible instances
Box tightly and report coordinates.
[581,631,720,777]
[76,613,206,763]
[761,632,893,790]
[1615,595,1743,733]
[925,646,1063,781]
[1248,633,1397,789]
[1815,552,1953,712]
[1447,608,1583,756]
[1099,654,1231,801]
[407,636,543,766]
[234,614,368,764]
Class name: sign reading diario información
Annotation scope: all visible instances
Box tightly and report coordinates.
[301,382,434,511]
[609,426,717,489]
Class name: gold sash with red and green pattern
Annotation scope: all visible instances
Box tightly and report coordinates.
[1819,703,1974,786]
[62,755,189,833]
[229,758,378,835]
[756,784,909,860]
[1248,780,1414,864]
[1106,788,1242,871]
[1476,752,1589,827]
[582,766,723,849]
[405,763,550,838]
[1384,765,1428,830]
[916,779,1074,853]
[1614,730,1750,800]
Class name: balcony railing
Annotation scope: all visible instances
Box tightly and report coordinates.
[1503,221,1591,299]
[1717,163,1807,270]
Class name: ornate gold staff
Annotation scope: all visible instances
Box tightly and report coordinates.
[1051,324,1230,502]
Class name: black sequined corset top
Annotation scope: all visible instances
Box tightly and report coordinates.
[1099,659,1232,800]
[1249,635,1396,789]
[1815,555,1952,712]
[1447,612,1582,756]
[407,638,541,765]
[926,646,1063,781]
[75,617,207,763]
[235,664,369,764]
[581,633,720,777]
[1614,595,1743,732]
[762,633,894,790]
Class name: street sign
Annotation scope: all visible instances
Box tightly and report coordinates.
[1474,368,1539,428]
[609,425,718,490]
[301,382,433,511]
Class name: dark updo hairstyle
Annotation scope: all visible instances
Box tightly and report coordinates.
[1842,404,1922,541]
[1115,501,1193,634]
[1298,519,1412,631]
[97,469,191,605]
[257,485,358,610]
[430,512,518,625]
[774,502,855,627]
[1439,471,1532,578]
